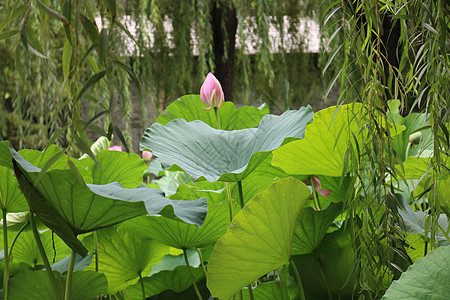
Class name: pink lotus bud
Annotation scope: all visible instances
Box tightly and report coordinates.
[142,150,153,162]
[108,145,122,151]
[311,175,332,197]
[200,72,224,111]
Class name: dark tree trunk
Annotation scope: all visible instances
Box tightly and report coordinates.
[211,2,237,101]
[380,15,401,103]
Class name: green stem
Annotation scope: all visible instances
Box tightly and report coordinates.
[247,284,255,300]
[30,213,59,298]
[8,220,29,259]
[225,182,234,221]
[237,181,245,208]
[290,258,305,300]
[196,248,208,278]
[214,107,221,129]
[3,209,9,300]
[139,273,146,300]
[315,253,333,300]
[313,190,321,210]
[183,249,203,300]
[64,249,76,300]
[94,231,99,272]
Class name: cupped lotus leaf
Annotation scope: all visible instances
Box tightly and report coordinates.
[382,245,450,299]
[0,166,28,212]
[127,250,205,298]
[272,103,365,177]
[83,227,170,293]
[206,178,311,299]
[9,145,207,256]
[79,149,147,188]
[141,107,314,182]
[120,185,229,249]
[157,94,270,130]
[8,269,107,300]
[292,202,343,255]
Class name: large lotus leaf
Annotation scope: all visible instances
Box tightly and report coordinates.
[382,245,450,299]
[78,150,147,188]
[8,269,107,300]
[19,145,92,183]
[9,145,207,256]
[0,166,28,212]
[272,103,365,177]
[51,252,93,274]
[127,250,205,298]
[83,227,170,293]
[120,184,229,249]
[206,178,311,299]
[157,94,270,130]
[292,202,343,255]
[88,182,208,227]
[141,107,314,182]
[397,194,448,241]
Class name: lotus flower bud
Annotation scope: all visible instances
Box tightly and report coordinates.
[311,175,332,197]
[108,145,122,151]
[200,72,224,111]
[142,150,153,162]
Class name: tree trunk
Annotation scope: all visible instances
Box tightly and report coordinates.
[211,2,237,101]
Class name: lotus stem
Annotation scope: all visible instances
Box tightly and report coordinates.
[315,253,333,300]
[3,209,9,299]
[196,248,208,278]
[290,258,305,300]
[237,181,245,208]
[30,213,60,298]
[139,273,146,300]
[247,284,255,300]
[225,182,234,221]
[214,107,221,130]
[64,249,76,300]
[183,249,203,300]
[94,231,99,272]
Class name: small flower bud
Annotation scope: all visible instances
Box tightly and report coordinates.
[200,72,224,111]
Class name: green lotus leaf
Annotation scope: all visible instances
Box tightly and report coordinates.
[9,145,207,256]
[78,149,147,188]
[397,194,448,241]
[272,103,365,177]
[382,245,450,299]
[127,250,205,298]
[0,166,28,212]
[157,94,270,130]
[242,281,283,300]
[83,227,170,293]
[293,225,360,298]
[10,227,71,267]
[120,185,229,249]
[0,141,13,169]
[292,202,343,255]
[207,178,311,299]
[8,269,107,300]
[141,107,314,182]
[230,153,303,205]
